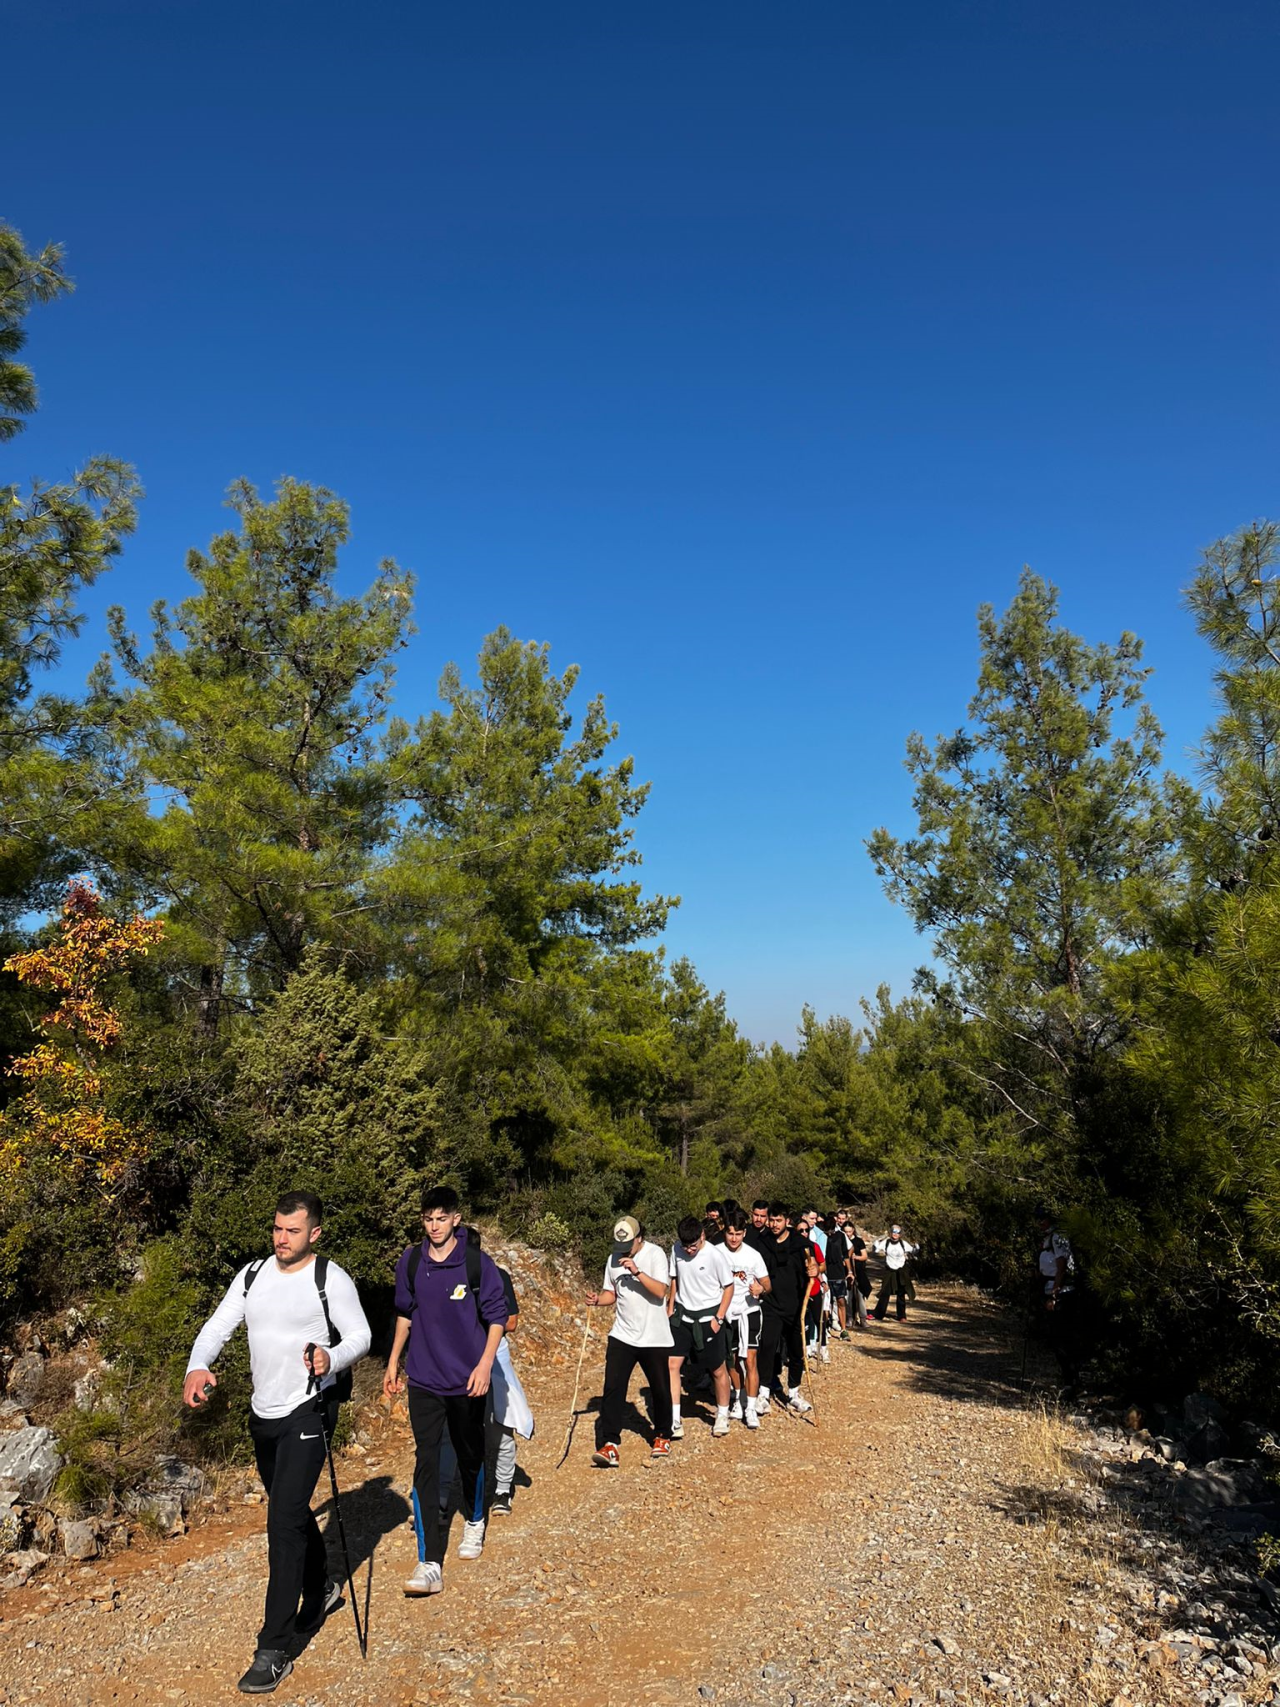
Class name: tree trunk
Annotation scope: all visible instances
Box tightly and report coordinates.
[197,959,224,1037]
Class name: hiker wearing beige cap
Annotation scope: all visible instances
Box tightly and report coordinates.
[586,1216,675,1467]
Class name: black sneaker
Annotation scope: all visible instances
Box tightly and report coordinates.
[237,1650,293,1694]
[490,1487,513,1515]
[297,1578,342,1633]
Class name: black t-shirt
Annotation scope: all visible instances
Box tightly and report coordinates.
[766,1229,809,1316]
[744,1225,776,1266]
[824,1228,849,1275]
[744,1226,782,1307]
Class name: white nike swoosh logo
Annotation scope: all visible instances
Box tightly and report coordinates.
[300,1432,320,1439]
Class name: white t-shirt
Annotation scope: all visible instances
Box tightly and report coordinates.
[874,1236,915,1271]
[186,1256,371,1420]
[669,1239,736,1315]
[603,1241,674,1349]
[722,1242,770,1320]
[1039,1230,1074,1294]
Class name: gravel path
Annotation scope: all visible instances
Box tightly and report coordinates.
[1,1286,1277,1706]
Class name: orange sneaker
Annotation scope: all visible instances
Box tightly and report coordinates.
[650,1436,672,1459]
[591,1443,620,1468]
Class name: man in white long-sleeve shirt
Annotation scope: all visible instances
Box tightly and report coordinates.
[184,1191,371,1695]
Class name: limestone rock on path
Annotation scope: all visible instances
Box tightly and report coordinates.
[0,1288,1276,1707]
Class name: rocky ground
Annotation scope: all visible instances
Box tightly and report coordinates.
[1,1282,1278,1707]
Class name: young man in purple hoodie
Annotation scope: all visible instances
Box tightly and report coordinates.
[384,1188,509,1597]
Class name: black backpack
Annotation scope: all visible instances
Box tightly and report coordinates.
[243,1252,353,1403]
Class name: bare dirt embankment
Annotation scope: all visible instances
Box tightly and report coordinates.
[1,1279,1277,1707]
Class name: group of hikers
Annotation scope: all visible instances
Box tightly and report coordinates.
[182,1186,920,1693]
[588,1200,918,1465]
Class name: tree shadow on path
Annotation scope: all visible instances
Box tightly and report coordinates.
[862,1288,1280,1666]
[854,1289,1040,1410]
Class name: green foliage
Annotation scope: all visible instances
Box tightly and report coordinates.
[53,1407,121,1511]
[0,222,71,440]
[53,1239,208,1512]
[13,220,1280,1456]
[0,222,141,926]
[1117,521,1280,1390]
[185,951,439,1290]
[0,1161,125,1320]
[525,1211,573,1252]
[104,478,411,1012]
[869,570,1169,1110]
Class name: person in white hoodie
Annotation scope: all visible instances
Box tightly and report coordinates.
[437,1233,534,1518]
[872,1224,916,1322]
[184,1190,371,1696]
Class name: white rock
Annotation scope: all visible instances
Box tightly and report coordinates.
[0,1427,62,1502]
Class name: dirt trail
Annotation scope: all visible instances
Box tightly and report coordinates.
[1,1288,1275,1707]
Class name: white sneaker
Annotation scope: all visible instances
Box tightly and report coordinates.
[755,1390,771,1416]
[727,1396,742,1419]
[670,1416,684,1439]
[712,1408,730,1437]
[404,1560,443,1596]
[458,1520,485,1559]
[820,1346,830,1364]
[744,1400,760,1430]
[788,1388,813,1413]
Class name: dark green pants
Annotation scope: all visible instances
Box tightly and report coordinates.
[874,1270,909,1320]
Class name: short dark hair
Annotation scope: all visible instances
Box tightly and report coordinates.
[676,1215,704,1245]
[725,1208,748,1232]
[768,1201,788,1219]
[704,1200,722,1217]
[752,1199,769,1212]
[422,1186,461,1216]
[276,1190,322,1227]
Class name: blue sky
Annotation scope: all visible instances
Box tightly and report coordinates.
[7,2,1279,1042]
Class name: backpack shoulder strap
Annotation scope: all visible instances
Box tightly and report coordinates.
[464,1234,487,1328]
[243,1258,267,1295]
[313,1253,342,1347]
[407,1242,422,1308]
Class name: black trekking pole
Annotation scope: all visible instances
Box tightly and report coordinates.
[305,1345,367,1661]
[1017,1309,1032,1391]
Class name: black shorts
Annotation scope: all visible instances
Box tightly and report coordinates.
[827,1277,848,1300]
[671,1314,729,1372]
[731,1308,762,1358]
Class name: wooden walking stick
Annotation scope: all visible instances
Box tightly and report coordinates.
[555,1310,593,1469]
[798,1295,820,1428]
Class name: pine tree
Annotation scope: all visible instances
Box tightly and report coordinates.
[0,223,141,919]
[104,479,412,1021]
[377,628,675,1183]
[1124,521,1280,1354]
[868,569,1172,1188]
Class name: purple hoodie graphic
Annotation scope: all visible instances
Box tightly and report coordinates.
[393,1229,509,1397]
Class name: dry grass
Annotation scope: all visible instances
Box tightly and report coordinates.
[1009,1400,1131,1637]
